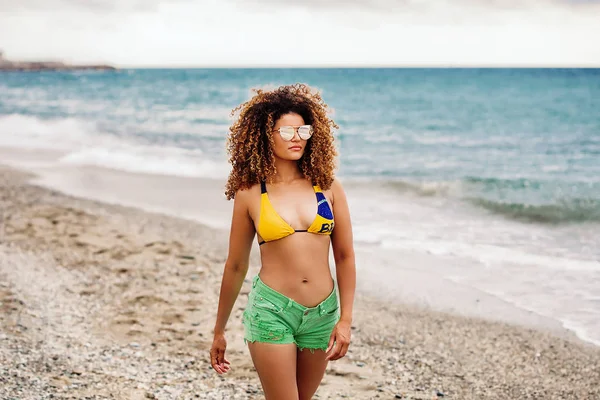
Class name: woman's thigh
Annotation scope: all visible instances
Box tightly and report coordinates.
[296,347,329,400]
[248,342,299,400]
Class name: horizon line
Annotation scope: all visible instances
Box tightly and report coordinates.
[113,63,600,69]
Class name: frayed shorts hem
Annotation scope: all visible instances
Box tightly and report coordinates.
[243,337,328,354]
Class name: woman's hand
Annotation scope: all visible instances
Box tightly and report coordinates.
[325,319,352,361]
[210,333,231,374]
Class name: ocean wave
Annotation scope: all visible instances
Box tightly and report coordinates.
[0,114,230,179]
[461,176,600,223]
[412,135,461,145]
[382,179,462,197]
[0,114,100,150]
[348,176,600,224]
[468,197,600,224]
[59,147,230,179]
[465,176,544,190]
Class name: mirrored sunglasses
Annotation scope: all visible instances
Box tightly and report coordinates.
[274,125,313,141]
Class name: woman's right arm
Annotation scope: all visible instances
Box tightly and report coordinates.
[211,188,256,373]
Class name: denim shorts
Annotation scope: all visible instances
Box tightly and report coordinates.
[243,275,340,353]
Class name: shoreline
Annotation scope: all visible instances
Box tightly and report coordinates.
[0,145,584,343]
[1,163,600,399]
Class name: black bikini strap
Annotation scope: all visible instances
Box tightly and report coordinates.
[260,181,267,194]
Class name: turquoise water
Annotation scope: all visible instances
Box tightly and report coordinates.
[1,68,599,345]
[2,68,599,224]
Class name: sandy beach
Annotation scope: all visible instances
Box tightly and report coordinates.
[1,163,599,400]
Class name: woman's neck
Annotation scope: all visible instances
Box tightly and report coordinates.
[272,158,304,184]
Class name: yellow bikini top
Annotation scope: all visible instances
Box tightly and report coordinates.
[257,181,335,246]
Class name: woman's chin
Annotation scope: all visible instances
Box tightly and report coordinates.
[276,153,304,162]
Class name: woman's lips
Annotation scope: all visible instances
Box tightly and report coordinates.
[289,146,302,150]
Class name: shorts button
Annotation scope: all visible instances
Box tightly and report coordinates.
[303,310,309,315]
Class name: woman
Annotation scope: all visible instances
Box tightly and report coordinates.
[210,83,356,400]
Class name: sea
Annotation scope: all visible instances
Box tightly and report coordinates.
[1,68,599,345]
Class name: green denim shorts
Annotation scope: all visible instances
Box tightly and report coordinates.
[243,275,340,353]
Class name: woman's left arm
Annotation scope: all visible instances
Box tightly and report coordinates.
[325,177,356,361]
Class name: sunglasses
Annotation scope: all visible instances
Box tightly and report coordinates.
[273,125,313,141]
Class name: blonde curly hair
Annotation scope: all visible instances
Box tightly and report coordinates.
[224,83,339,200]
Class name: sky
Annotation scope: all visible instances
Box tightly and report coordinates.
[0,0,599,67]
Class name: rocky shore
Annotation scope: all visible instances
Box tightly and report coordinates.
[1,164,599,399]
[0,52,115,72]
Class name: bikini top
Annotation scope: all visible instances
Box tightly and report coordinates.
[257,181,335,246]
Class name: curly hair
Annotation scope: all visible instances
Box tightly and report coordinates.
[224,83,339,200]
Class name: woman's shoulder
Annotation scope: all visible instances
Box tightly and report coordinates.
[328,176,345,192]
[327,177,347,204]
[330,176,342,187]
[234,183,261,202]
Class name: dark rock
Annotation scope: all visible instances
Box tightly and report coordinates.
[0,52,116,72]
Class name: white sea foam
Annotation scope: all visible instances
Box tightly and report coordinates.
[412,135,461,145]
[542,164,568,172]
[158,106,234,121]
[0,114,230,179]
[380,239,600,272]
[364,133,405,144]
[0,114,100,150]
[561,319,600,347]
[439,257,600,347]
[132,119,229,138]
[59,147,229,179]
[484,284,600,347]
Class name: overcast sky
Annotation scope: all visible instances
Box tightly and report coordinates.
[0,0,599,67]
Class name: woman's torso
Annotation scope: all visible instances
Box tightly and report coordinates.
[247,179,335,307]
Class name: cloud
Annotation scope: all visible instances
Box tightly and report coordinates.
[234,0,600,10]
[2,0,600,13]
[0,0,598,66]
[229,0,600,28]
[0,0,192,13]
